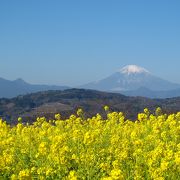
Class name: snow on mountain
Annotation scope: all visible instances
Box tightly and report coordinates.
[81,65,180,94]
[119,65,149,75]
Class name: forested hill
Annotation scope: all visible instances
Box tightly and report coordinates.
[0,88,180,124]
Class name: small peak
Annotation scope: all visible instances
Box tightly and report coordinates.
[119,65,149,75]
[15,78,25,82]
[14,78,27,84]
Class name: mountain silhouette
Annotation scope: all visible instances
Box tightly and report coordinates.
[81,65,180,98]
[0,77,69,98]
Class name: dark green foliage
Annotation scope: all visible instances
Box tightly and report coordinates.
[0,89,180,125]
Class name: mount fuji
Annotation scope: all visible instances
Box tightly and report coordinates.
[81,65,180,98]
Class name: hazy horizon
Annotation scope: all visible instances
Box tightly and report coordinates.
[0,1,179,86]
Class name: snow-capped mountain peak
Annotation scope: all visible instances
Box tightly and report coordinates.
[81,64,180,95]
[119,65,149,75]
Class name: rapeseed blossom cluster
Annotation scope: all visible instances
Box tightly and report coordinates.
[0,107,180,179]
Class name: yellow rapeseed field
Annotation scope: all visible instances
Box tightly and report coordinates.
[0,107,180,179]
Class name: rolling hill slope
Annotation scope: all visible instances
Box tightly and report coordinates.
[1,88,180,124]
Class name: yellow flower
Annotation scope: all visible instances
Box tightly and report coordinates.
[38,142,48,155]
[174,153,180,165]
[67,170,77,180]
[55,113,61,120]
[160,160,169,171]
[18,117,22,123]
[46,168,53,176]
[11,174,17,180]
[99,162,108,171]
[18,169,30,180]
[101,177,113,180]
[0,108,180,179]
[77,108,83,116]
[144,108,150,115]
[110,169,124,180]
[112,160,119,169]
[104,105,109,112]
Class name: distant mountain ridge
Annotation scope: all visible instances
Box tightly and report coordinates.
[1,65,180,99]
[119,87,180,99]
[81,65,180,98]
[0,77,69,98]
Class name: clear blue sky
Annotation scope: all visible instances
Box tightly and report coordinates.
[0,0,179,86]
